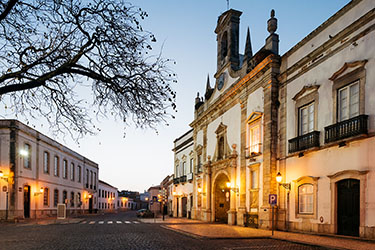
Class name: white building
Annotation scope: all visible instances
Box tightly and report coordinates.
[98,180,118,212]
[172,129,194,218]
[0,120,98,220]
[278,0,375,238]
[183,0,375,239]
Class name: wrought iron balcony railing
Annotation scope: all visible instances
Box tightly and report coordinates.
[288,131,320,154]
[324,115,368,144]
[173,178,180,185]
[179,175,187,183]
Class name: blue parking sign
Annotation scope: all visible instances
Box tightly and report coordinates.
[269,194,277,205]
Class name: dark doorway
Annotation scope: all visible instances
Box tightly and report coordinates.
[182,197,187,217]
[89,197,93,213]
[214,174,230,223]
[23,185,30,218]
[337,179,360,236]
[176,198,179,217]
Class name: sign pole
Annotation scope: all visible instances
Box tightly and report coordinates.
[271,205,274,236]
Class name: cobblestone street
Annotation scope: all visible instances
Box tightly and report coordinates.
[0,212,332,250]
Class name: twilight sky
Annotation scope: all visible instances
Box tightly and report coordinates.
[1,0,351,192]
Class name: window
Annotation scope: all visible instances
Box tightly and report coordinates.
[86,169,89,188]
[77,166,81,182]
[221,31,228,61]
[77,193,81,206]
[175,165,179,177]
[94,172,97,190]
[54,156,59,177]
[90,170,93,189]
[249,124,261,154]
[182,162,186,176]
[299,102,314,135]
[197,154,202,173]
[102,190,104,198]
[298,184,314,214]
[338,81,359,122]
[63,160,68,179]
[43,188,49,206]
[62,190,67,204]
[54,189,59,207]
[43,151,49,174]
[98,189,101,198]
[23,143,31,169]
[70,163,75,181]
[190,158,193,173]
[218,136,224,160]
[71,192,75,207]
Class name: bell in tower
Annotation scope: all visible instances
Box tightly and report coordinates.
[214,9,242,73]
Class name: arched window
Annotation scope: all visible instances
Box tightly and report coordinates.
[298,184,314,214]
[221,32,228,61]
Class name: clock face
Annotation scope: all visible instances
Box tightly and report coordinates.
[217,73,225,91]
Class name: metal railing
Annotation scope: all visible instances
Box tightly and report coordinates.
[173,178,180,185]
[288,131,320,154]
[324,115,368,143]
[179,175,187,183]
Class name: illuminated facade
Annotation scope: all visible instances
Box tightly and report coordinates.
[0,120,98,220]
[172,129,194,218]
[187,0,375,239]
[98,180,118,212]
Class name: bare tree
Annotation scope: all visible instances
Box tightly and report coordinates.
[0,0,177,140]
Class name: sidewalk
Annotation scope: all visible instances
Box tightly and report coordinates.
[162,219,375,250]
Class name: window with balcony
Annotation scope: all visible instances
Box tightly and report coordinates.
[289,86,320,154]
[325,63,367,144]
[215,122,228,161]
[71,191,75,207]
[43,151,50,174]
[62,190,67,204]
[54,156,59,177]
[86,169,89,188]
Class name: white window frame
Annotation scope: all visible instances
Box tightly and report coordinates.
[298,184,314,214]
[338,80,359,122]
[299,102,314,135]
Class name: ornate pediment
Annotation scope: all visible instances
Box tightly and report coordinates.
[215,122,227,134]
[329,60,367,81]
[292,84,320,101]
[247,111,263,124]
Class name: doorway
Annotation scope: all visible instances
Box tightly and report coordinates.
[214,174,230,223]
[182,197,187,217]
[89,196,93,213]
[23,185,30,218]
[337,179,360,236]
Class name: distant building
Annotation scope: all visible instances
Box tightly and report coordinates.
[147,185,161,215]
[172,129,194,218]
[98,180,118,212]
[160,174,173,216]
[0,120,98,220]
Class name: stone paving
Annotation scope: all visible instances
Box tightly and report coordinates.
[162,220,375,250]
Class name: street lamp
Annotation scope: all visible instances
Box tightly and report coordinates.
[276,172,291,190]
[20,149,29,157]
[226,182,239,193]
[276,172,291,231]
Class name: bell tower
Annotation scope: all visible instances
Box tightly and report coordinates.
[215,9,242,74]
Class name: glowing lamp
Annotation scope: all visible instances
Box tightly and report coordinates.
[226,182,231,188]
[0,171,3,177]
[197,187,202,193]
[276,172,282,183]
[40,187,44,193]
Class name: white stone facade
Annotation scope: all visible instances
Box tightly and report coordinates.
[0,120,98,220]
[98,180,118,212]
[172,129,194,218]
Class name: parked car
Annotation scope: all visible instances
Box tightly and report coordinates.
[136,209,154,218]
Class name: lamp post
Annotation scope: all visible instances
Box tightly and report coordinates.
[276,172,291,231]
